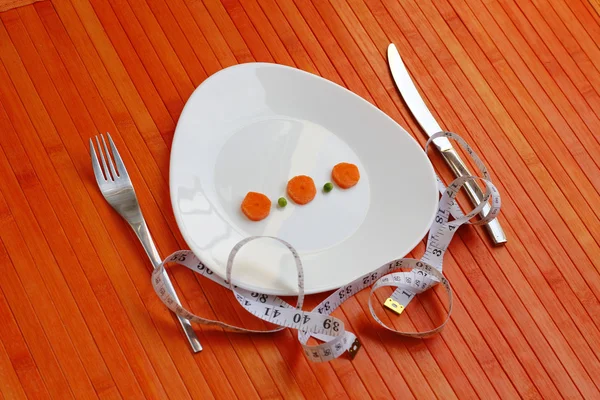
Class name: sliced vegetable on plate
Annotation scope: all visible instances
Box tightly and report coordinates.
[241,191,271,221]
[287,175,317,205]
[332,162,360,189]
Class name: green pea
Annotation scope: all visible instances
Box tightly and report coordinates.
[323,182,333,193]
[278,197,287,207]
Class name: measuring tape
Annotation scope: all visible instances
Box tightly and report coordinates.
[152,131,501,362]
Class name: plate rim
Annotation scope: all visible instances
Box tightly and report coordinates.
[169,61,438,295]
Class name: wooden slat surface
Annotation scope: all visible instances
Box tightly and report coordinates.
[0,0,41,12]
[0,0,598,398]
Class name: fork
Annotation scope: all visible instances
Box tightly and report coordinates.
[90,133,202,353]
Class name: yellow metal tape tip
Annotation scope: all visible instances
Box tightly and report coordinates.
[384,298,405,315]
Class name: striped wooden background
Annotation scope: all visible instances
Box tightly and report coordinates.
[0,0,599,398]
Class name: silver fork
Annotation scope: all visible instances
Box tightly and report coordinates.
[90,133,202,353]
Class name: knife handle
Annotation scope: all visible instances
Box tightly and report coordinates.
[440,147,507,246]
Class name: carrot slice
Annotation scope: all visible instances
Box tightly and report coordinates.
[241,192,271,221]
[287,175,316,205]
[332,162,360,189]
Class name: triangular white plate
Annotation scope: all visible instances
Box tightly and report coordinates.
[170,63,437,295]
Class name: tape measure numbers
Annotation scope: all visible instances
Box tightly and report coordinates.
[152,131,501,362]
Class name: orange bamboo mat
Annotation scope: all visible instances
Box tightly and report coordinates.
[0,0,40,12]
[0,0,599,398]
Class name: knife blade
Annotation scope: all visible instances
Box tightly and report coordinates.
[387,43,507,246]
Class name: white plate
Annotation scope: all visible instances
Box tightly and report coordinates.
[170,63,438,295]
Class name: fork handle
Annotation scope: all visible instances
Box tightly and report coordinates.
[132,220,203,353]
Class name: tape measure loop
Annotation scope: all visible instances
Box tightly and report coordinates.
[426,131,491,181]
[371,260,453,338]
[225,235,305,310]
[441,175,500,227]
[428,131,501,228]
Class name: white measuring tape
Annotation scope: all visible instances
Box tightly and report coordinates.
[152,131,501,362]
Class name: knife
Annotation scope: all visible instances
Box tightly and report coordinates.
[387,43,507,246]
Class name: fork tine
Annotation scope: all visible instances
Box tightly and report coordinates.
[95,136,113,182]
[101,133,119,179]
[90,138,107,183]
[107,133,130,180]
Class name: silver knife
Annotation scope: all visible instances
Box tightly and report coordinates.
[387,43,507,246]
